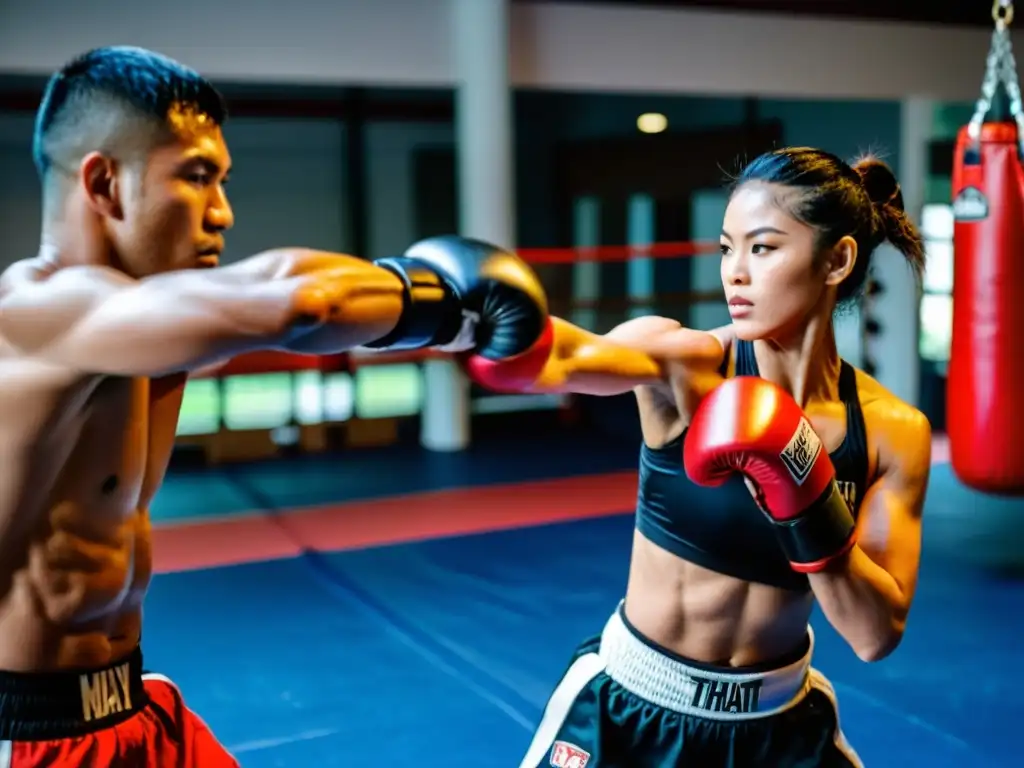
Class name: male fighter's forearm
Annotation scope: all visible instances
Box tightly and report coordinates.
[202,248,407,355]
[280,308,402,355]
[808,546,908,662]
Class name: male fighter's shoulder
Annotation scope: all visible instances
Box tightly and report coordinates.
[603,316,726,367]
[0,260,139,368]
[0,258,133,301]
[0,257,47,296]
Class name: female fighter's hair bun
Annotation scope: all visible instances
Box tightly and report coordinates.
[851,155,924,278]
[852,156,903,211]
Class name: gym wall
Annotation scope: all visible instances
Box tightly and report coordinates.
[0,94,899,273]
[0,0,1007,101]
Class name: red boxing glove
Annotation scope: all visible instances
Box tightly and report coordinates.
[683,376,857,573]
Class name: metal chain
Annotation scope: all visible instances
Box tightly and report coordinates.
[999,28,1024,138]
[969,2,1024,152]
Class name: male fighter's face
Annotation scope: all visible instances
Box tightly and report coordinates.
[109,105,234,277]
[720,182,830,342]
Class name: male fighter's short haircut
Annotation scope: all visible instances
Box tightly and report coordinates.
[33,46,227,185]
[732,148,925,306]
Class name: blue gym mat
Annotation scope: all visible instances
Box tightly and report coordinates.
[141,435,1024,767]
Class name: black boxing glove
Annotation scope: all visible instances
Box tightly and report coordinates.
[365,235,553,391]
[362,253,465,351]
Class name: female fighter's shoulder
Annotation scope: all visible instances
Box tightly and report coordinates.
[854,368,932,467]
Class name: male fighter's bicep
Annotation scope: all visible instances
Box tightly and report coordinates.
[1,266,292,376]
[854,408,932,605]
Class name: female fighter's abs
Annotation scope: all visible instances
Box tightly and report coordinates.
[623,533,813,667]
[0,375,155,672]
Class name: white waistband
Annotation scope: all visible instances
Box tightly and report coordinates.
[598,608,813,721]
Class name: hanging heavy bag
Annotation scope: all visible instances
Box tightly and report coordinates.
[949,0,1024,495]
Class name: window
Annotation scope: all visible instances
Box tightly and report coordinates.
[174,365,421,437]
[919,203,953,365]
[177,379,222,436]
[354,364,423,419]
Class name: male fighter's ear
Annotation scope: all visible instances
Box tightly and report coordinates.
[80,152,123,220]
[824,235,857,288]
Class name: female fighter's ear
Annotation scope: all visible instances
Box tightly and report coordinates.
[824,236,857,289]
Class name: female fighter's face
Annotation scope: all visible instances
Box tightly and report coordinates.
[719,182,833,342]
[111,107,234,278]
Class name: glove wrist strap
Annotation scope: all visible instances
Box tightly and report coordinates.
[773,482,857,573]
[363,257,463,350]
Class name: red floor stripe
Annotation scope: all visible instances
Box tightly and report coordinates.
[152,471,639,575]
[152,435,954,575]
[152,515,305,574]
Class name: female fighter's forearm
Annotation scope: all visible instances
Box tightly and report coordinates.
[808,546,908,662]
[527,317,665,395]
[534,347,663,395]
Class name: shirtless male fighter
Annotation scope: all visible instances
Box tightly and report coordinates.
[0,46,549,766]
[431,148,933,766]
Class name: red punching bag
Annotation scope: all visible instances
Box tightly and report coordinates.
[950,120,1024,494]
[948,1,1024,495]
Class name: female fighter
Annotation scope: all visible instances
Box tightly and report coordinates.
[439,147,933,766]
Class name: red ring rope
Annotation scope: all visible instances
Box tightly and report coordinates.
[517,240,717,264]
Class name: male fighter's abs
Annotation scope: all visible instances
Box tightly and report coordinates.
[0,373,165,672]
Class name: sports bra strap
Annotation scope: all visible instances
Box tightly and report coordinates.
[734,339,758,376]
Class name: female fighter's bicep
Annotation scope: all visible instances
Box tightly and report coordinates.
[854,403,933,607]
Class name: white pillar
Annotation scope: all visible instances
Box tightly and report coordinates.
[453,0,514,246]
[421,0,514,452]
[867,97,932,407]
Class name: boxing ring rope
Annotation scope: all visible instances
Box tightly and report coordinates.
[512,241,718,264]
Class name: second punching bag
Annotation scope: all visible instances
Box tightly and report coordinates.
[949,121,1024,494]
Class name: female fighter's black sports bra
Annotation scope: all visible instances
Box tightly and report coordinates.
[635,338,870,593]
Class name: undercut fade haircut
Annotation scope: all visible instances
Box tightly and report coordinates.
[33,46,227,184]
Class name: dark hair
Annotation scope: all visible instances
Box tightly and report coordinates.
[731,147,925,304]
[33,46,227,178]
